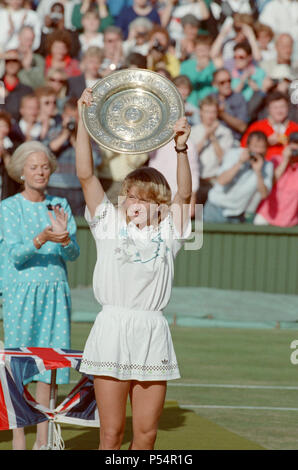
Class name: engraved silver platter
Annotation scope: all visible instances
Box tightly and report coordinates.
[82,68,184,154]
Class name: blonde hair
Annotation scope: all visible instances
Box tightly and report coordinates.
[120,167,172,205]
[46,67,68,99]
[7,141,57,184]
[35,86,56,99]
[82,46,104,61]
[119,167,172,225]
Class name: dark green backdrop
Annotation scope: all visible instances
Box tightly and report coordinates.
[67,220,298,295]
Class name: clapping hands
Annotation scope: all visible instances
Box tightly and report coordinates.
[48,206,68,233]
[39,206,70,247]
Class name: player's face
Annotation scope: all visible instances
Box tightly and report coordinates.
[124,186,156,228]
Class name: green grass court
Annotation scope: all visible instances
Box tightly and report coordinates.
[1,287,298,450]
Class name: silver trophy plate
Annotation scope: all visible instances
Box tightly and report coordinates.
[82,68,184,154]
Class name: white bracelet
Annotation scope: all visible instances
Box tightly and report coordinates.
[35,236,42,249]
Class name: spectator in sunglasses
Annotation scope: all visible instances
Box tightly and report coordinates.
[212,67,248,140]
[45,67,68,112]
[230,41,266,102]
[0,49,33,121]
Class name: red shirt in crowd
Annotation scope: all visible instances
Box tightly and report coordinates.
[241,119,298,160]
[45,55,81,78]
[256,154,298,227]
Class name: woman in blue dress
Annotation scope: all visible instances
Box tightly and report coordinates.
[0,141,80,449]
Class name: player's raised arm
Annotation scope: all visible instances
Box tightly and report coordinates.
[76,88,105,218]
[171,117,192,235]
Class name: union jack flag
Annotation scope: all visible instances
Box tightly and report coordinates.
[0,347,99,431]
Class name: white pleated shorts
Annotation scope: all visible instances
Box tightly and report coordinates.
[79,305,181,381]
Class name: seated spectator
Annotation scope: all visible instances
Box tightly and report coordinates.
[0,0,42,53]
[242,91,298,160]
[175,14,201,62]
[10,93,41,143]
[211,13,261,64]
[35,86,61,141]
[260,34,297,81]
[254,22,276,63]
[78,9,104,57]
[116,0,161,40]
[160,0,210,42]
[71,0,114,33]
[147,25,180,78]
[148,137,199,219]
[0,110,20,200]
[259,0,298,42]
[190,95,234,205]
[172,75,200,127]
[123,17,153,57]
[99,26,125,76]
[68,46,103,99]
[38,2,81,60]
[204,131,274,223]
[212,67,248,141]
[230,41,266,102]
[0,49,33,121]
[17,26,45,90]
[45,97,101,216]
[254,132,298,227]
[44,30,81,78]
[180,34,216,106]
[45,67,69,113]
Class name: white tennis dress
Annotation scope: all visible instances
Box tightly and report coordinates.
[79,195,191,381]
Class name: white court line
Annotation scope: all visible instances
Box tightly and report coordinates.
[70,381,298,390]
[167,383,298,390]
[180,405,298,411]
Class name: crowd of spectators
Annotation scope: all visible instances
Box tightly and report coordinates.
[0,0,297,227]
